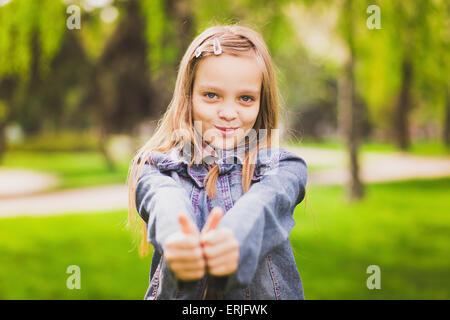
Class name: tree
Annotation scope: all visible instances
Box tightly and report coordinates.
[414,0,450,147]
[356,1,449,149]
[338,0,364,199]
[82,0,153,169]
[0,0,66,160]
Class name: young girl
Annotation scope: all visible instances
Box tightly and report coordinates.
[128,25,308,300]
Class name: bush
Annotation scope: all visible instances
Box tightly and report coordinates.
[7,130,100,152]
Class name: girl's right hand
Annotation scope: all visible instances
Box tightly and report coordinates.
[163,212,206,281]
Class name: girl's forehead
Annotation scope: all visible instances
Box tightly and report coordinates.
[194,54,263,90]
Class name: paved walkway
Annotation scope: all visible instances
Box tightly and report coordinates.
[1,147,449,217]
[284,146,450,185]
[0,184,128,218]
[0,169,59,198]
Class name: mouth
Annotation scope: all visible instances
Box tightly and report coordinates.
[215,126,238,136]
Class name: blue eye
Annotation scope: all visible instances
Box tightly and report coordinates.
[241,95,254,103]
[205,92,217,99]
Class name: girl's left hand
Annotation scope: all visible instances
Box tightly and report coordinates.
[200,207,240,277]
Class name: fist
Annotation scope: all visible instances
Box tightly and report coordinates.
[200,208,239,277]
[163,212,206,281]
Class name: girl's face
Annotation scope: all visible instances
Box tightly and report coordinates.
[192,53,262,150]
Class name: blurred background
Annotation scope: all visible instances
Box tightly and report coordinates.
[0,0,449,299]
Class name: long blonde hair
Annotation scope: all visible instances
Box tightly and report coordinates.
[127,24,280,257]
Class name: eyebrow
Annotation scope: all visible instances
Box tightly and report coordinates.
[197,85,260,96]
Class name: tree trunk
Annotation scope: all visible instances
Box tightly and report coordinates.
[0,79,14,164]
[98,127,115,171]
[338,59,364,200]
[444,89,450,148]
[0,123,6,164]
[338,0,364,200]
[394,57,413,150]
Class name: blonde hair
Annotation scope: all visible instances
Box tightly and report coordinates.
[127,24,280,257]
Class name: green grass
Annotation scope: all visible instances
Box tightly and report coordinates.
[292,177,450,299]
[285,139,450,157]
[0,178,448,299]
[1,151,131,190]
[0,210,150,299]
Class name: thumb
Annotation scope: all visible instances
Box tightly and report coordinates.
[202,207,223,234]
[178,212,198,235]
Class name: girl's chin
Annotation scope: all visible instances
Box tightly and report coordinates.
[209,136,241,150]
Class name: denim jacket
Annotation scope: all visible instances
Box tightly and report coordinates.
[135,145,308,300]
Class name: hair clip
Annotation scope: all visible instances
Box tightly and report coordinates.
[195,47,202,58]
[213,37,222,55]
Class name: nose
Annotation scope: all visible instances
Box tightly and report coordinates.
[218,104,238,121]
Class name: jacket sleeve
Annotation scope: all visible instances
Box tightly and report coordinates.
[212,149,308,292]
[135,158,205,293]
[135,158,196,255]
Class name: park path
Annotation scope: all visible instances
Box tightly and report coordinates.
[1,147,449,218]
[284,146,450,185]
[0,168,59,198]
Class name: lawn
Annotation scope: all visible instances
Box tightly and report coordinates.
[285,138,450,157]
[0,210,150,299]
[0,178,448,299]
[292,177,450,299]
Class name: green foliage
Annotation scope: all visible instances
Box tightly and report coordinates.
[354,0,449,131]
[412,0,450,125]
[0,99,8,121]
[355,3,402,126]
[192,0,236,32]
[1,0,448,147]
[7,130,100,152]
[192,0,297,56]
[139,0,179,79]
[0,0,66,79]
[78,9,118,61]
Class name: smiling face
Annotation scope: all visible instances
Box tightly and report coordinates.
[192,53,262,150]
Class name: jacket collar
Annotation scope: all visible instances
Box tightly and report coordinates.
[149,143,276,189]
[200,140,248,167]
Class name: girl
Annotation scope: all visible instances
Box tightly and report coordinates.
[128,25,308,300]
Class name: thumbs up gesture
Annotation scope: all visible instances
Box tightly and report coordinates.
[163,212,206,281]
[200,207,240,277]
